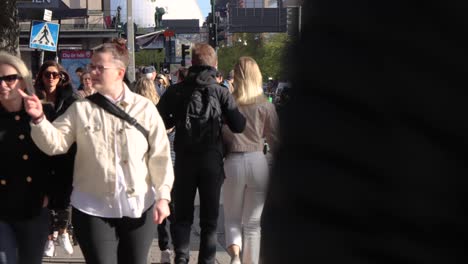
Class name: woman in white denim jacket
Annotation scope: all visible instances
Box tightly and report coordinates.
[222,56,279,264]
[19,38,174,264]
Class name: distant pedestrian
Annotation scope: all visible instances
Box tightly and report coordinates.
[225,70,235,93]
[157,43,246,264]
[142,65,157,82]
[176,67,188,83]
[134,76,159,104]
[222,56,279,264]
[155,73,170,97]
[75,67,84,91]
[73,71,95,99]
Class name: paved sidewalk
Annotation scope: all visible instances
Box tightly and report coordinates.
[42,204,230,264]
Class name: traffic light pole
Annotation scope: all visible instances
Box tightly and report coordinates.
[211,0,216,25]
[210,0,218,50]
[127,0,136,83]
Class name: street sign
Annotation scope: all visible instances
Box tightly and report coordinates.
[29,20,60,52]
[43,9,52,22]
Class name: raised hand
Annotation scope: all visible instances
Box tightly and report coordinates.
[17,88,44,120]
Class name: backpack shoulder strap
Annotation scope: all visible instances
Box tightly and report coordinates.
[87,93,149,139]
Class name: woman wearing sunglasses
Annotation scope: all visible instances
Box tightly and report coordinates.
[0,52,55,264]
[34,61,77,256]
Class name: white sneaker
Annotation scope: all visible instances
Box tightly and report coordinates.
[160,249,172,264]
[44,240,55,257]
[52,231,59,241]
[59,233,74,255]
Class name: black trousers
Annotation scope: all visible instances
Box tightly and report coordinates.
[171,151,225,264]
[72,205,156,264]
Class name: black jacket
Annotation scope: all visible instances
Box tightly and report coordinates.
[157,65,246,155]
[47,85,76,210]
[0,104,54,221]
[53,83,76,118]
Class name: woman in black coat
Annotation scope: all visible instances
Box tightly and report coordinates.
[0,52,54,263]
[34,60,77,256]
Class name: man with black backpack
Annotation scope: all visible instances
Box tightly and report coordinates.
[157,43,246,264]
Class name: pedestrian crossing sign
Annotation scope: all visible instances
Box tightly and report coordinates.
[29,20,60,52]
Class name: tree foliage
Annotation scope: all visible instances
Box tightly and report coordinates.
[217,33,290,81]
[135,49,165,67]
[0,0,20,56]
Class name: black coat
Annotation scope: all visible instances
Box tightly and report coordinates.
[47,84,77,210]
[0,104,54,221]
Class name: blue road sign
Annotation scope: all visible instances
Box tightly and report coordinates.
[29,20,60,52]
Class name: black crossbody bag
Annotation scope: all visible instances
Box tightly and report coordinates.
[87,93,150,140]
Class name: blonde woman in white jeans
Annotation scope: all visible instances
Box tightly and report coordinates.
[222,56,279,264]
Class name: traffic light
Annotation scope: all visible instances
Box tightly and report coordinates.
[217,25,225,44]
[181,44,190,66]
[208,23,217,48]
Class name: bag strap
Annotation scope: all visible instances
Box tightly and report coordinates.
[87,93,150,139]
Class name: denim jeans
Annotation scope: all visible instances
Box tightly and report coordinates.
[0,208,49,264]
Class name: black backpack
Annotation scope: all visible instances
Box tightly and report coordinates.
[177,84,222,149]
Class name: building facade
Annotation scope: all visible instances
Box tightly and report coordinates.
[18,0,119,75]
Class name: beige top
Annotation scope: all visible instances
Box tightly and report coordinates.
[222,101,279,154]
[31,86,174,203]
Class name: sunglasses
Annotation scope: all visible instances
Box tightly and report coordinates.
[0,74,22,84]
[43,71,61,79]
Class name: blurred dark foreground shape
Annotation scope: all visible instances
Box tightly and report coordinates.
[261,0,468,263]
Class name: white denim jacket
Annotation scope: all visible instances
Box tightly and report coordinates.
[31,86,174,203]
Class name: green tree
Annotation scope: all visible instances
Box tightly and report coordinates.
[217,33,290,81]
[0,0,20,56]
[257,33,290,81]
[135,49,165,67]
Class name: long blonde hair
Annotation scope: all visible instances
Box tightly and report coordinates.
[134,77,159,104]
[232,56,267,105]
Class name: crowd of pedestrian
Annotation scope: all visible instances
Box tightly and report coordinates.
[0,37,280,264]
[3,2,466,263]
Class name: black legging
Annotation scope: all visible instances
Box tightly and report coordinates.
[72,205,156,264]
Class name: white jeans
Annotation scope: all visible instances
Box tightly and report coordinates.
[223,152,269,264]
